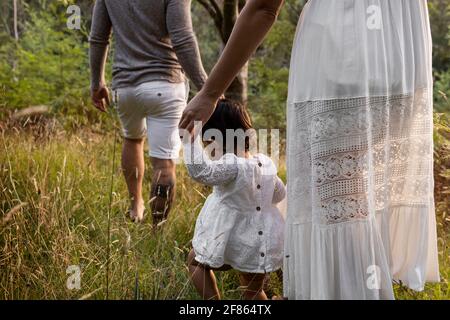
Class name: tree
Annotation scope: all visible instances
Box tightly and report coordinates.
[12,0,20,82]
[13,0,18,41]
[197,0,248,105]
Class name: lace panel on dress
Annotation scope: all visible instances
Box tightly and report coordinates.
[289,88,433,225]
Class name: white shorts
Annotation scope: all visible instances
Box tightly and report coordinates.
[114,81,188,159]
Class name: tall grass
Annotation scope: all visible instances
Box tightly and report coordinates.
[0,123,263,299]
[0,117,448,300]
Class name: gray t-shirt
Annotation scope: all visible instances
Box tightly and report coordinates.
[89,0,207,90]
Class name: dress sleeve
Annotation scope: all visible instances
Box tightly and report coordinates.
[272,176,286,204]
[183,139,238,186]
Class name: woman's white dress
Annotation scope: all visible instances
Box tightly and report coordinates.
[285,0,440,299]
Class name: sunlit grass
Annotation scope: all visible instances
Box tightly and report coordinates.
[0,126,448,300]
[0,127,282,300]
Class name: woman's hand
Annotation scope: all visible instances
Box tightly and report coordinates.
[179,90,219,137]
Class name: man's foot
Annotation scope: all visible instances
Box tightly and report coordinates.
[128,202,145,223]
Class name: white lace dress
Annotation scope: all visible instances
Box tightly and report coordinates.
[183,140,286,273]
[285,0,440,299]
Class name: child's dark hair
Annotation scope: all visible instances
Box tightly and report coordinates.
[202,99,253,153]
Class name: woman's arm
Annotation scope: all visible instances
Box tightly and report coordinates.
[179,0,284,135]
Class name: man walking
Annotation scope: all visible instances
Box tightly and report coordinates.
[89,0,207,225]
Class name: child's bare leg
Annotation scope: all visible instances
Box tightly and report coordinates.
[239,273,268,300]
[188,249,221,300]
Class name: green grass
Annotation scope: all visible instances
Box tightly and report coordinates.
[0,125,283,300]
[0,123,448,300]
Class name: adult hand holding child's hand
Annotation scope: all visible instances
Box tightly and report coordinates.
[179,90,220,138]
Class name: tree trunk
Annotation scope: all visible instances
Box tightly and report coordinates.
[196,0,248,105]
[222,0,248,105]
[226,63,248,105]
[12,0,19,82]
[13,0,18,41]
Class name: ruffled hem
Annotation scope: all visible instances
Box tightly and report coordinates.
[378,205,440,290]
[283,217,395,300]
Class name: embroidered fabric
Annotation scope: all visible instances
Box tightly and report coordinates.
[289,89,433,225]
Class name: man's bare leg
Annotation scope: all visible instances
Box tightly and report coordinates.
[150,157,176,226]
[121,137,145,222]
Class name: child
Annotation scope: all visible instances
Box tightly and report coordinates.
[182,99,286,300]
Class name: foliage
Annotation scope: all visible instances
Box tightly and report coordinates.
[0,1,112,129]
[248,8,296,133]
[435,69,450,113]
[0,0,448,121]
[428,0,450,74]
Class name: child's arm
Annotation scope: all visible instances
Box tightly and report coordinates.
[272,176,286,204]
[183,139,238,186]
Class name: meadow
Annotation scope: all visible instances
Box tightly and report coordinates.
[0,111,449,300]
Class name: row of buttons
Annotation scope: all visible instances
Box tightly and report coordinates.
[256,162,263,211]
[257,161,264,259]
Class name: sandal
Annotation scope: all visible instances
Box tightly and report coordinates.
[151,211,167,228]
